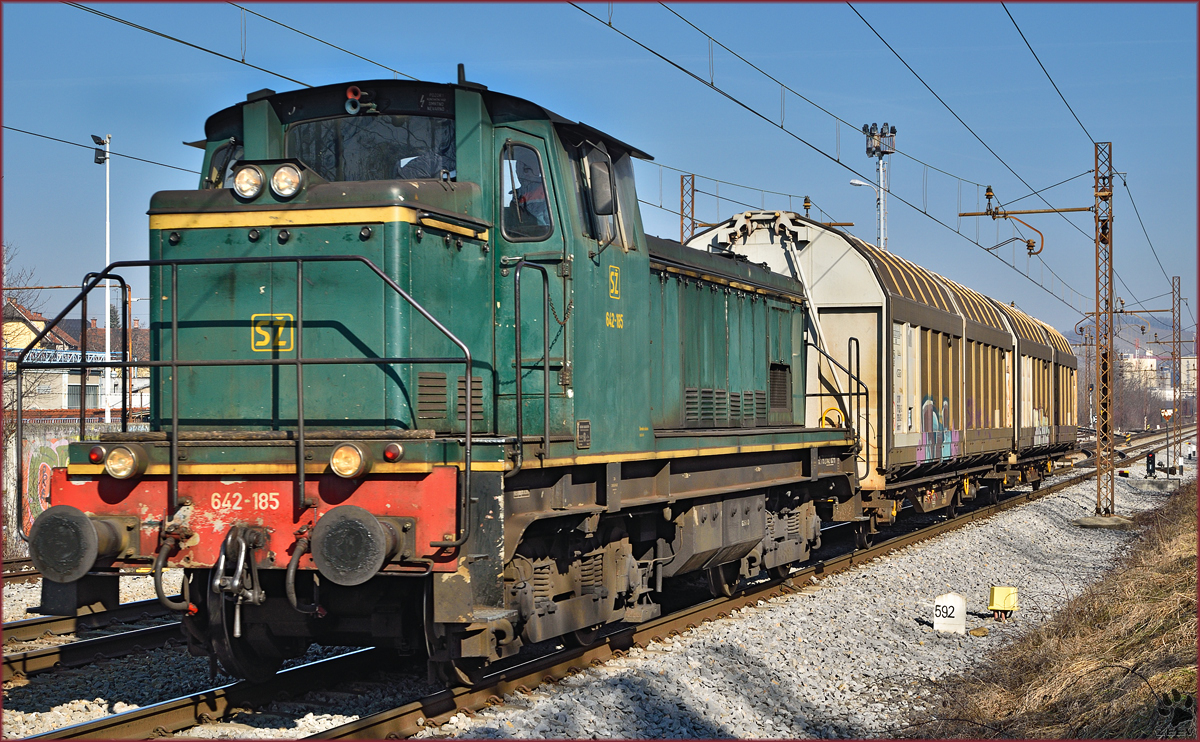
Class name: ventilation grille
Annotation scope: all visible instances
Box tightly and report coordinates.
[457,375,484,421]
[729,392,742,424]
[684,388,700,424]
[416,372,448,419]
[769,364,791,411]
[714,389,729,425]
[755,390,768,424]
[699,388,715,424]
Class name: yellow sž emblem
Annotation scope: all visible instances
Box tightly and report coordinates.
[608,265,620,299]
[251,313,294,351]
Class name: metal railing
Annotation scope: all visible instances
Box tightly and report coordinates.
[501,257,552,478]
[805,337,872,474]
[14,255,475,550]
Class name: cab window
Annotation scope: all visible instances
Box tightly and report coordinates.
[286,114,455,182]
[500,143,554,242]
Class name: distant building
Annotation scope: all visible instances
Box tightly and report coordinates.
[3,299,150,413]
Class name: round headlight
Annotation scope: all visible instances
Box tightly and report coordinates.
[330,443,371,479]
[233,165,264,199]
[105,446,139,479]
[271,165,302,198]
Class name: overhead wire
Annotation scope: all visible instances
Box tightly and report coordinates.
[572,2,1091,315]
[1001,3,1179,312]
[1118,175,1173,286]
[657,2,986,188]
[845,3,1154,312]
[3,125,200,174]
[64,2,311,87]
[1001,3,1095,145]
[226,3,418,80]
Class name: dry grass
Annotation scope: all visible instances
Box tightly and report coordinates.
[907,482,1197,739]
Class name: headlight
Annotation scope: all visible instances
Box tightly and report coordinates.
[271,165,302,198]
[233,165,264,199]
[330,443,371,479]
[105,445,146,479]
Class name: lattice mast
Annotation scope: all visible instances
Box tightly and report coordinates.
[1093,143,1115,515]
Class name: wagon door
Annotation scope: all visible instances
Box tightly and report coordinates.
[492,129,573,451]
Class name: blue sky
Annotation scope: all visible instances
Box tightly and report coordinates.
[3,2,1195,350]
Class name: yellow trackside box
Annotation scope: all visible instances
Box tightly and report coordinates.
[988,586,1019,612]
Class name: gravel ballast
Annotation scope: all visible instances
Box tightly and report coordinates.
[4,468,1191,739]
[412,469,1194,739]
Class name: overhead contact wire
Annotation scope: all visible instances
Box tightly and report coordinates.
[658,3,985,188]
[2,126,200,173]
[572,2,1090,315]
[1001,3,1095,145]
[226,3,419,81]
[64,2,312,88]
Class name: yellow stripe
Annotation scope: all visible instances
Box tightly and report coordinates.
[65,439,847,478]
[418,216,488,240]
[67,460,508,476]
[150,206,419,231]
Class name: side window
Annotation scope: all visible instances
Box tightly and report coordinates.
[582,143,621,249]
[611,152,638,250]
[500,143,554,242]
[205,140,242,190]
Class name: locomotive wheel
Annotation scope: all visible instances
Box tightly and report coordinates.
[706,562,740,598]
[767,564,792,581]
[432,658,487,687]
[565,624,601,648]
[207,592,284,683]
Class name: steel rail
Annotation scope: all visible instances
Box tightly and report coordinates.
[24,648,389,740]
[3,558,41,585]
[2,598,179,643]
[310,434,1190,740]
[3,623,182,681]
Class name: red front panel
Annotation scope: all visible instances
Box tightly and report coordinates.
[50,467,460,571]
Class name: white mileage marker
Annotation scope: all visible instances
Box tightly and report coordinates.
[933,592,966,634]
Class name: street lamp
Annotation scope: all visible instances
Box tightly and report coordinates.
[849,179,882,249]
[92,133,111,423]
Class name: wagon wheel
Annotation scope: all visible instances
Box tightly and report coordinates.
[854,516,875,550]
[984,485,999,505]
[706,562,741,598]
[767,564,792,581]
[207,588,284,683]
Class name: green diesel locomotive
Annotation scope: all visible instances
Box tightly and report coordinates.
[23,74,861,683]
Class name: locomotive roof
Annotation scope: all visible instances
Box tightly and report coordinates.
[202,79,652,160]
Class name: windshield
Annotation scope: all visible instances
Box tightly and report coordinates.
[286,115,455,182]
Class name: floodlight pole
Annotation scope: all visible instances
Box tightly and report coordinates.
[103,135,112,423]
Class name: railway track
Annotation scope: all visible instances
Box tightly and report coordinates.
[3,598,183,682]
[3,557,41,585]
[26,431,1189,740]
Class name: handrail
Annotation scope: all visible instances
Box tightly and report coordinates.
[502,257,552,478]
[804,338,870,475]
[15,255,473,551]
